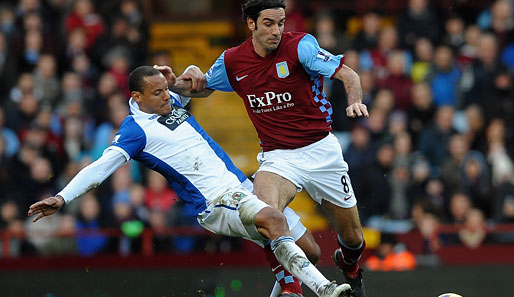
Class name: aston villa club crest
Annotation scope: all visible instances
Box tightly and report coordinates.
[276,61,289,78]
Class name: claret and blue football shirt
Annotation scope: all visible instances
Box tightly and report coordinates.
[205,32,345,151]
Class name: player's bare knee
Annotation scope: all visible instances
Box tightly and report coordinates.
[264,209,288,234]
[254,207,288,238]
[342,227,364,247]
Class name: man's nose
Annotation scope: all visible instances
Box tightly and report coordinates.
[271,24,280,35]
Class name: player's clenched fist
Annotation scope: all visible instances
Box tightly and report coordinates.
[28,196,65,222]
[346,103,369,118]
[177,66,206,92]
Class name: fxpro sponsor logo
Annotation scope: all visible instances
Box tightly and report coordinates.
[246,91,295,114]
[246,91,293,108]
[246,92,295,113]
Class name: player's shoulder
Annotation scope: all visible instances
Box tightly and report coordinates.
[283,31,308,40]
[119,115,146,134]
[226,37,252,56]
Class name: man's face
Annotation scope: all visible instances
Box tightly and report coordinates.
[249,8,285,54]
[132,74,171,116]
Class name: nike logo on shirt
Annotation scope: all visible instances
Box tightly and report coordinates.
[236,74,248,81]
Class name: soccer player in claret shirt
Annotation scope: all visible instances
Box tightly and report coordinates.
[28,66,353,297]
[171,1,369,296]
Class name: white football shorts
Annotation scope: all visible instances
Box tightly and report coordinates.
[196,186,306,247]
[255,132,356,208]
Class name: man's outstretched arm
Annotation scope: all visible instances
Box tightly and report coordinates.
[28,149,127,222]
[333,64,369,118]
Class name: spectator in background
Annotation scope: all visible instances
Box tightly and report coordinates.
[71,53,99,100]
[397,0,441,50]
[460,151,491,215]
[92,72,121,124]
[462,104,487,153]
[284,0,306,32]
[410,200,444,254]
[458,208,490,248]
[407,155,431,210]
[442,13,466,52]
[18,28,44,72]
[355,141,394,224]
[427,45,461,107]
[90,99,128,159]
[313,10,349,55]
[372,88,395,117]
[129,183,149,224]
[65,0,104,50]
[65,28,88,65]
[417,105,455,172]
[389,131,412,219]
[150,50,171,68]
[407,83,435,144]
[461,33,506,107]
[377,50,413,111]
[0,5,16,40]
[344,124,374,179]
[360,26,398,81]
[482,68,514,124]
[459,25,481,65]
[448,192,472,224]
[144,170,178,213]
[352,11,381,51]
[478,0,514,50]
[0,206,37,256]
[486,119,514,187]
[411,38,433,83]
[33,53,60,103]
[440,134,470,191]
[75,193,109,256]
[104,49,131,97]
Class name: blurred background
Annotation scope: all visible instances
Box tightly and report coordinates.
[0,0,513,296]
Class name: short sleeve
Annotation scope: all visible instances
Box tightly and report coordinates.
[109,116,146,160]
[297,34,345,79]
[205,51,234,92]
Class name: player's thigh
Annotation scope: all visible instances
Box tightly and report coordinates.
[254,171,297,211]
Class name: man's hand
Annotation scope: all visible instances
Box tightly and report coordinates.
[28,196,65,222]
[346,102,369,118]
[153,65,176,87]
[177,66,206,92]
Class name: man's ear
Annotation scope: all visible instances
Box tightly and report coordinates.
[131,91,142,103]
[247,17,255,31]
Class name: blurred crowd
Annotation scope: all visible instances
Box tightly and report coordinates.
[1,0,514,258]
[309,0,514,255]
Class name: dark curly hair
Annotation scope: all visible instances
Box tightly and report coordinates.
[241,0,286,24]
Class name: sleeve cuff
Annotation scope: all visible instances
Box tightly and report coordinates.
[105,146,131,162]
[330,55,346,80]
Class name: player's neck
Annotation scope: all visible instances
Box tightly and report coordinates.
[252,39,271,57]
